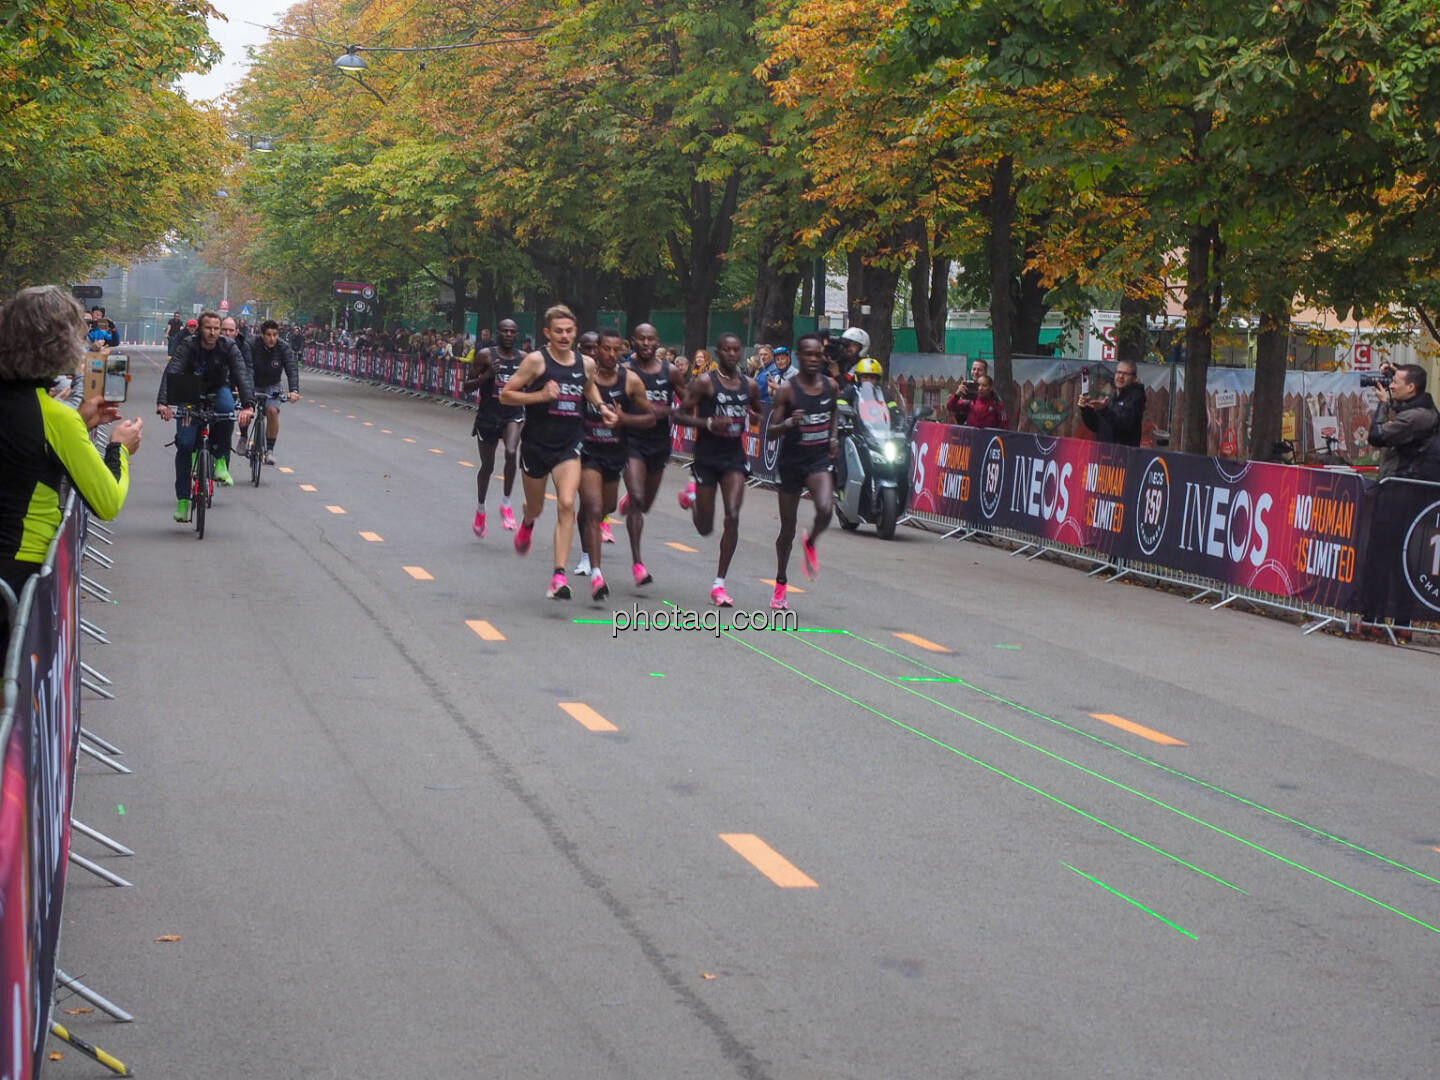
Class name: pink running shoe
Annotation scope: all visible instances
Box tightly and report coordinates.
[801,530,818,579]
[617,492,630,516]
[770,581,788,610]
[590,569,610,602]
[500,505,517,531]
[547,572,571,600]
[633,562,652,587]
[514,519,534,556]
[678,481,696,510]
[600,520,616,544]
[710,585,734,608]
[473,510,487,538]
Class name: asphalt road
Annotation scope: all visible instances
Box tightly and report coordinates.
[53,348,1440,1079]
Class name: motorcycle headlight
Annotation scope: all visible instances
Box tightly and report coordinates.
[882,440,899,463]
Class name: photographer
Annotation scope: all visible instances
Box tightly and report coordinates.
[945,358,990,424]
[1367,364,1440,481]
[1078,360,1147,446]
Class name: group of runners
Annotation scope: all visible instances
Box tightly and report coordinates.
[465,305,841,611]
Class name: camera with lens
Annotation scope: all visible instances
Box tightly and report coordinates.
[1359,373,1391,389]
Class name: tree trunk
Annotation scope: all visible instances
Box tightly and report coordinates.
[927,256,950,351]
[1115,286,1150,368]
[760,268,801,346]
[846,250,864,329]
[450,258,469,333]
[987,154,1017,413]
[799,271,813,321]
[667,170,743,354]
[1250,304,1291,462]
[496,276,515,322]
[621,274,654,334]
[846,249,902,365]
[1010,257,1048,355]
[1182,220,1217,455]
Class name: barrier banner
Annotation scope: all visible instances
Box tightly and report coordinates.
[1357,480,1440,622]
[0,505,84,1080]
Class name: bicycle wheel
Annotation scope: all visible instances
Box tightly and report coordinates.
[250,417,264,486]
[193,449,208,539]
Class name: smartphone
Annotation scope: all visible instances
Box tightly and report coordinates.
[1079,366,1090,396]
[103,354,129,403]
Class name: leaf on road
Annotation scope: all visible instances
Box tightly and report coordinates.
[700,972,717,980]
[63,1007,94,1015]
[154,934,182,942]
[49,1052,63,1061]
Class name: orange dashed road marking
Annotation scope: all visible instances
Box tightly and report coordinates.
[381,429,393,434]
[457,460,475,468]
[1090,713,1187,747]
[666,542,698,553]
[276,466,294,474]
[760,578,804,593]
[719,834,817,888]
[299,484,317,492]
[359,531,383,542]
[466,620,506,641]
[559,702,616,732]
[428,448,444,454]
[892,632,952,654]
[347,414,357,419]
[403,566,434,581]
[544,493,557,501]
[326,505,347,515]
[363,421,373,427]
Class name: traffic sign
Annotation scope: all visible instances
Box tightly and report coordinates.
[240,304,252,319]
[220,299,230,312]
[352,300,368,314]
[71,285,103,300]
[333,281,378,300]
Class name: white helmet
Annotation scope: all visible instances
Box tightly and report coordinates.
[840,326,870,352]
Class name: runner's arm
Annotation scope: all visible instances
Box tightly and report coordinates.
[499,352,550,406]
[618,370,655,429]
[461,348,494,392]
[670,374,712,430]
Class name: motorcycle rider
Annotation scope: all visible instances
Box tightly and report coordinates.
[836,357,896,492]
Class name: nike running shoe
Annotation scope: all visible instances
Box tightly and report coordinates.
[617,493,630,516]
[500,505,518,531]
[214,458,234,487]
[548,572,571,600]
[174,498,190,523]
[633,562,652,587]
[473,510,487,538]
[770,582,788,610]
[574,552,591,576]
[710,586,734,608]
[514,519,533,555]
[591,569,610,603]
[600,520,616,544]
[678,481,696,510]
[801,530,818,579]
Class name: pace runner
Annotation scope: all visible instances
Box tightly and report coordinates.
[499,305,602,599]
[573,328,654,599]
[768,333,838,610]
[617,322,685,586]
[463,318,525,536]
[673,332,761,607]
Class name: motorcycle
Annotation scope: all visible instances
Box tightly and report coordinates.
[834,382,931,540]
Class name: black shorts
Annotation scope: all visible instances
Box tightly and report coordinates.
[521,439,582,479]
[473,410,523,442]
[691,454,750,488]
[779,454,834,494]
[626,442,671,474]
[581,448,626,482]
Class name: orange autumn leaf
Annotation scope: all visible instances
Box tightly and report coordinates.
[154,934,181,942]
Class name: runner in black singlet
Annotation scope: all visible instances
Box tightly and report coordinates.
[619,322,686,587]
[769,332,838,610]
[672,332,760,607]
[462,318,525,537]
[499,305,603,600]
[574,328,654,600]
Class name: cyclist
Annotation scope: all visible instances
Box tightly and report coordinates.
[248,320,300,464]
[157,310,254,520]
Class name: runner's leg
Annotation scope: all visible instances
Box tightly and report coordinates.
[578,466,603,574]
[775,489,801,583]
[501,420,522,499]
[693,479,718,536]
[717,470,746,579]
[551,457,581,571]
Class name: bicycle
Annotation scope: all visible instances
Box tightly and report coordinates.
[171,398,237,539]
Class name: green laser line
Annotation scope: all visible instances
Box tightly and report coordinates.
[847,631,1440,891]
[572,618,613,625]
[782,627,847,634]
[896,676,962,682]
[705,626,1244,892]
[1063,863,1197,940]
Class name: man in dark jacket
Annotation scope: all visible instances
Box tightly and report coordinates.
[248,320,300,464]
[157,310,254,519]
[1078,360,1147,446]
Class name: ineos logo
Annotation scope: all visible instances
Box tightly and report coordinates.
[1402,500,1440,613]
[1135,455,1170,556]
[979,436,1005,520]
[761,409,781,474]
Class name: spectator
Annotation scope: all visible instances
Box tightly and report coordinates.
[0,286,142,643]
[691,348,713,377]
[88,306,119,348]
[1078,359,1146,446]
[166,311,185,351]
[747,343,772,378]
[757,346,795,404]
[944,358,990,421]
[949,374,1009,429]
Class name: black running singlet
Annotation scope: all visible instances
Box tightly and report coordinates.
[584,371,631,450]
[476,347,526,424]
[625,359,675,456]
[781,376,836,462]
[522,348,587,454]
[694,371,751,465]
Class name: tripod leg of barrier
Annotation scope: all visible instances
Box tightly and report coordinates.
[1185,588,1219,604]
[83,546,116,569]
[1009,543,1037,558]
[86,529,115,546]
[79,742,132,774]
[68,851,133,887]
[1107,568,1131,584]
[50,1022,135,1074]
[81,678,116,701]
[1301,614,1345,636]
[80,728,123,756]
[1210,593,1240,611]
[72,820,134,856]
[81,618,111,644]
[80,575,112,601]
[80,662,113,685]
[87,521,115,539]
[1087,562,1115,577]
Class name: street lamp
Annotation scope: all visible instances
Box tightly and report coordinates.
[334,46,368,70]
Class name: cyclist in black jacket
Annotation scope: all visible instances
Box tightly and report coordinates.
[248,320,300,464]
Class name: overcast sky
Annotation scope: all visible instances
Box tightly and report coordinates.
[178,0,294,102]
